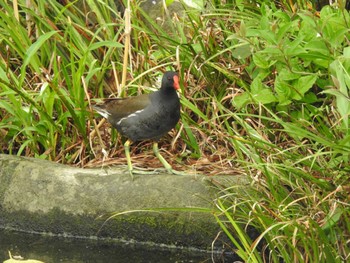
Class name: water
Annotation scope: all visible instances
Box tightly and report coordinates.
[0,229,233,262]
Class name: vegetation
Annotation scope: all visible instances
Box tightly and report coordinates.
[0,0,349,262]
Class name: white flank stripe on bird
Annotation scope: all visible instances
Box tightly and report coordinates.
[117,109,144,125]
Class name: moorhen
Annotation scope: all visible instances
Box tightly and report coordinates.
[93,71,181,176]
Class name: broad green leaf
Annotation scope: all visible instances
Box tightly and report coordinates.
[232,92,250,109]
[344,46,350,58]
[284,38,306,57]
[273,9,291,22]
[253,52,276,69]
[239,20,246,37]
[304,39,329,56]
[252,89,277,104]
[276,23,292,43]
[251,76,264,94]
[329,59,350,129]
[320,7,348,48]
[182,0,204,9]
[302,92,318,104]
[278,68,300,81]
[259,30,277,44]
[231,43,251,59]
[293,75,317,100]
[262,46,284,56]
[245,28,263,38]
[275,74,292,105]
[298,13,317,28]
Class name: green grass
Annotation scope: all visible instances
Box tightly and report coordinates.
[1,0,350,261]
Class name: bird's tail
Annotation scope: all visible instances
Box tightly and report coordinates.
[93,105,110,119]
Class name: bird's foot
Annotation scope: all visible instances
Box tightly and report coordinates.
[133,168,160,174]
[128,168,134,180]
[126,167,184,177]
[127,167,161,178]
[165,168,186,175]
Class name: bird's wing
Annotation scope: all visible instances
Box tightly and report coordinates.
[94,93,151,120]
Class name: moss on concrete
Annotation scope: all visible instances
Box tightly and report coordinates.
[0,207,219,250]
[0,154,249,251]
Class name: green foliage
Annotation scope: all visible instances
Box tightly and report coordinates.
[201,2,350,262]
[327,46,350,133]
[0,0,349,262]
[0,0,125,160]
[233,4,350,108]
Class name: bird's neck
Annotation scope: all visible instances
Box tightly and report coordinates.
[159,87,176,97]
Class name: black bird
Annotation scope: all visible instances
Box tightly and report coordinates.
[94,71,181,176]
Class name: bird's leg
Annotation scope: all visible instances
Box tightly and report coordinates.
[124,140,183,177]
[124,140,159,177]
[124,139,134,179]
[153,142,183,175]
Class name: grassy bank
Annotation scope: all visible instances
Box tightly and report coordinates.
[0,0,349,261]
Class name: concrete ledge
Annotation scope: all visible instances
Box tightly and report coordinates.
[0,154,249,252]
